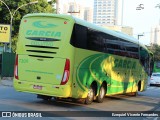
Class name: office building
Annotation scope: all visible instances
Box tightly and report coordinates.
[84,7,93,23]
[150,26,160,45]
[93,0,123,26]
[101,25,133,36]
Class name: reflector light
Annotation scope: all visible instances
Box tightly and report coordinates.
[61,59,70,85]
[14,55,19,80]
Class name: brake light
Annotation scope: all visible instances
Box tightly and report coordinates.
[61,59,70,85]
[14,55,19,80]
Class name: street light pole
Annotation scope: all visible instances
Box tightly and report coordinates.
[11,1,38,24]
[0,0,12,19]
[0,0,12,52]
[9,1,38,52]
[0,0,38,52]
[138,34,144,40]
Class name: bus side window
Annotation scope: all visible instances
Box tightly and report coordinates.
[103,36,127,57]
[87,29,105,52]
[125,41,139,59]
[70,24,87,49]
[102,34,121,55]
[140,47,150,75]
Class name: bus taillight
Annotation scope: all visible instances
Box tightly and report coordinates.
[14,55,19,80]
[61,59,70,85]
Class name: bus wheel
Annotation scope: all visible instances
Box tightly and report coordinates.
[127,92,137,96]
[54,97,60,101]
[85,86,95,105]
[133,92,138,96]
[127,85,138,96]
[96,85,106,103]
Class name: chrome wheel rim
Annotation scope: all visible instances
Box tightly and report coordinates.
[100,87,105,99]
[88,89,94,101]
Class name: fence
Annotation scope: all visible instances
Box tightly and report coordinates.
[1,52,15,77]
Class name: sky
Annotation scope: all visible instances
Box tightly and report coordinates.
[123,0,160,45]
[60,0,160,45]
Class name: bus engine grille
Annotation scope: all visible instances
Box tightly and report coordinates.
[25,45,59,58]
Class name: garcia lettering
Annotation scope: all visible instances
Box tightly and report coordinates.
[26,30,61,38]
[114,59,136,69]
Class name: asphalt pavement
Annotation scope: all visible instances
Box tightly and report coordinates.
[0,77,160,112]
[0,77,13,87]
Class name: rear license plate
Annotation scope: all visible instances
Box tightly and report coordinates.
[33,85,43,90]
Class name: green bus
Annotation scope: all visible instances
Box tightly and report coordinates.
[14,13,153,104]
[153,61,160,72]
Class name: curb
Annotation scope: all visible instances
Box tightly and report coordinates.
[0,81,13,87]
[0,77,13,87]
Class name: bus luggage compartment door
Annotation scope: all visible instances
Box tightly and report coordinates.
[17,55,66,85]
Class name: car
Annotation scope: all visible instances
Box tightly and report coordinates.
[150,73,160,86]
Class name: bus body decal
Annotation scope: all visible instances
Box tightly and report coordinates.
[76,55,95,92]
[76,54,107,91]
[89,55,104,85]
[33,21,57,28]
[76,53,139,94]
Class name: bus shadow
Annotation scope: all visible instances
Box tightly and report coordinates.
[34,94,160,111]
[35,98,89,108]
[104,94,160,109]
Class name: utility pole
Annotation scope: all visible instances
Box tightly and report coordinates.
[121,0,124,26]
[68,0,80,15]
[155,3,160,25]
[56,0,59,14]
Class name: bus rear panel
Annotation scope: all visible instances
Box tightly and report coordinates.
[14,14,75,98]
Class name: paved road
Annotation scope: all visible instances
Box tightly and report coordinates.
[0,84,159,120]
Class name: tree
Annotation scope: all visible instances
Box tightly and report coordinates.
[148,44,160,61]
[0,0,56,52]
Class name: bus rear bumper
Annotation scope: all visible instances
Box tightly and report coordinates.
[13,79,71,98]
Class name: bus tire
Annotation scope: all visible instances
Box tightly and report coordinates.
[54,97,60,101]
[96,85,106,103]
[85,86,95,105]
[138,81,141,91]
[126,85,138,96]
[127,92,137,96]
[133,92,138,96]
